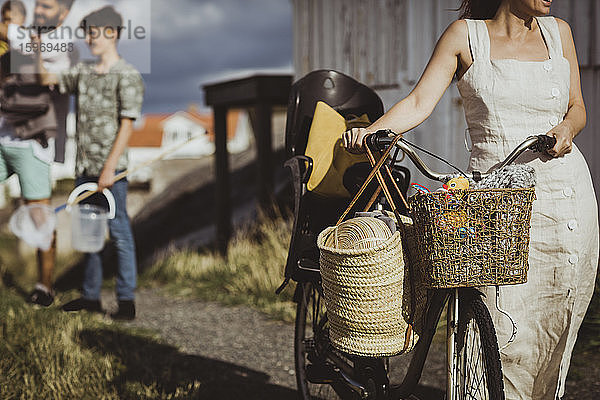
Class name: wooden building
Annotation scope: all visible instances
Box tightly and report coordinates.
[293,0,600,197]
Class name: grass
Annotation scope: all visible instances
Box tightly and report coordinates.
[0,210,298,399]
[0,235,79,292]
[0,286,207,399]
[2,202,599,397]
[142,212,296,322]
[53,178,76,195]
[0,202,297,324]
[0,284,296,399]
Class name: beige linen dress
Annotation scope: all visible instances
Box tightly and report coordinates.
[457,17,599,400]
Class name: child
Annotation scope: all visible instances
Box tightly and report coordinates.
[1,0,60,308]
[38,6,144,319]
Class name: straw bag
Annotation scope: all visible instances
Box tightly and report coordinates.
[317,135,425,357]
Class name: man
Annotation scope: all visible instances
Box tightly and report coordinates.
[0,0,75,306]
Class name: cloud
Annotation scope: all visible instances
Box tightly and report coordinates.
[151,1,225,40]
[18,0,292,113]
[142,0,293,113]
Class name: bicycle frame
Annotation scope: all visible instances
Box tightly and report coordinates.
[448,289,462,399]
[293,133,555,400]
[366,131,555,182]
[394,287,487,400]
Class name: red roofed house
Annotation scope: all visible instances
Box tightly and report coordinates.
[127,106,251,183]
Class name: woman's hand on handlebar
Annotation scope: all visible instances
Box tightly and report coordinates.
[342,127,371,154]
[546,122,575,157]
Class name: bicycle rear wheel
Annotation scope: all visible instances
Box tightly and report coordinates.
[455,291,504,400]
[295,281,347,399]
[296,281,384,400]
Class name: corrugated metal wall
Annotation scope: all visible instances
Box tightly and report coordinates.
[293,0,600,195]
[293,0,405,88]
[551,1,600,200]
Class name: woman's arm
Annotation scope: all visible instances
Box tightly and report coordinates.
[547,18,586,157]
[343,19,470,152]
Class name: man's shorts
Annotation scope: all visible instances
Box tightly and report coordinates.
[0,141,52,200]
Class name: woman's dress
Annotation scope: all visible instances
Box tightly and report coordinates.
[457,16,599,399]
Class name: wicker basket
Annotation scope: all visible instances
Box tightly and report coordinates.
[317,217,425,357]
[408,187,535,288]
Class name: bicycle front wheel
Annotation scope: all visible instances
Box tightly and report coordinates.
[455,291,504,400]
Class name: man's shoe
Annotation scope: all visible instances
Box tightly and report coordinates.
[61,298,103,313]
[28,288,54,307]
[110,300,135,320]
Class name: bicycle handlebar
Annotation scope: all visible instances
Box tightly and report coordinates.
[365,130,556,182]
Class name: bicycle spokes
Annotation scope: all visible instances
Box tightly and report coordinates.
[460,319,489,399]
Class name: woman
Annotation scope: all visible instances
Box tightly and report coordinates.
[343,0,598,399]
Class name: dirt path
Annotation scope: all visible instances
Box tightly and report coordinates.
[102,288,298,398]
[102,288,448,399]
[102,288,598,400]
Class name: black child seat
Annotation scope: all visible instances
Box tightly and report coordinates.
[279,70,410,291]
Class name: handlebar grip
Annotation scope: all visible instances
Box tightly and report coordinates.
[365,129,395,152]
[532,135,557,152]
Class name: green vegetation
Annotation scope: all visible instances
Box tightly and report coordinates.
[1,210,296,323]
[0,286,206,399]
[0,211,296,399]
[0,230,199,398]
[53,178,76,195]
[1,205,598,397]
[142,213,296,322]
[0,231,79,293]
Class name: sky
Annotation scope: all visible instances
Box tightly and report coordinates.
[146,0,293,113]
[18,0,294,114]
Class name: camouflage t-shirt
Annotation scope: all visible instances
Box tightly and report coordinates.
[59,58,144,176]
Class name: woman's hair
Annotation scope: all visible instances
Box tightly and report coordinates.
[458,0,502,19]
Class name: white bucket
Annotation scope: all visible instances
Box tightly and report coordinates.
[9,204,56,250]
[67,183,116,253]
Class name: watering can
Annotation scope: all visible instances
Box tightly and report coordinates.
[66,183,116,253]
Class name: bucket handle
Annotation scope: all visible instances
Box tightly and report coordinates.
[66,183,116,220]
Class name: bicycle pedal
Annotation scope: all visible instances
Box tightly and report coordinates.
[306,363,337,384]
[303,338,316,352]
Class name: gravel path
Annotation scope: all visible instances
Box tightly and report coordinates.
[101,288,597,400]
[101,288,447,399]
[102,288,299,398]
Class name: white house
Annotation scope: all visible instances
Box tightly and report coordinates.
[127,107,251,184]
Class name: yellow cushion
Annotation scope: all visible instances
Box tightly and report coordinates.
[305,101,368,198]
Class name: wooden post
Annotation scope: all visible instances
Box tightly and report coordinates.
[214,106,231,255]
[204,74,292,253]
[253,103,274,209]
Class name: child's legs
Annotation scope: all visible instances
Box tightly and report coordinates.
[81,252,103,300]
[75,175,105,300]
[107,178,137,301]
[0,145,10,182]
[2,143,52,200]
[4,142,55,289]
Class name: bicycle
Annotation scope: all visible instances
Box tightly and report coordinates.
[291,132,556,400]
